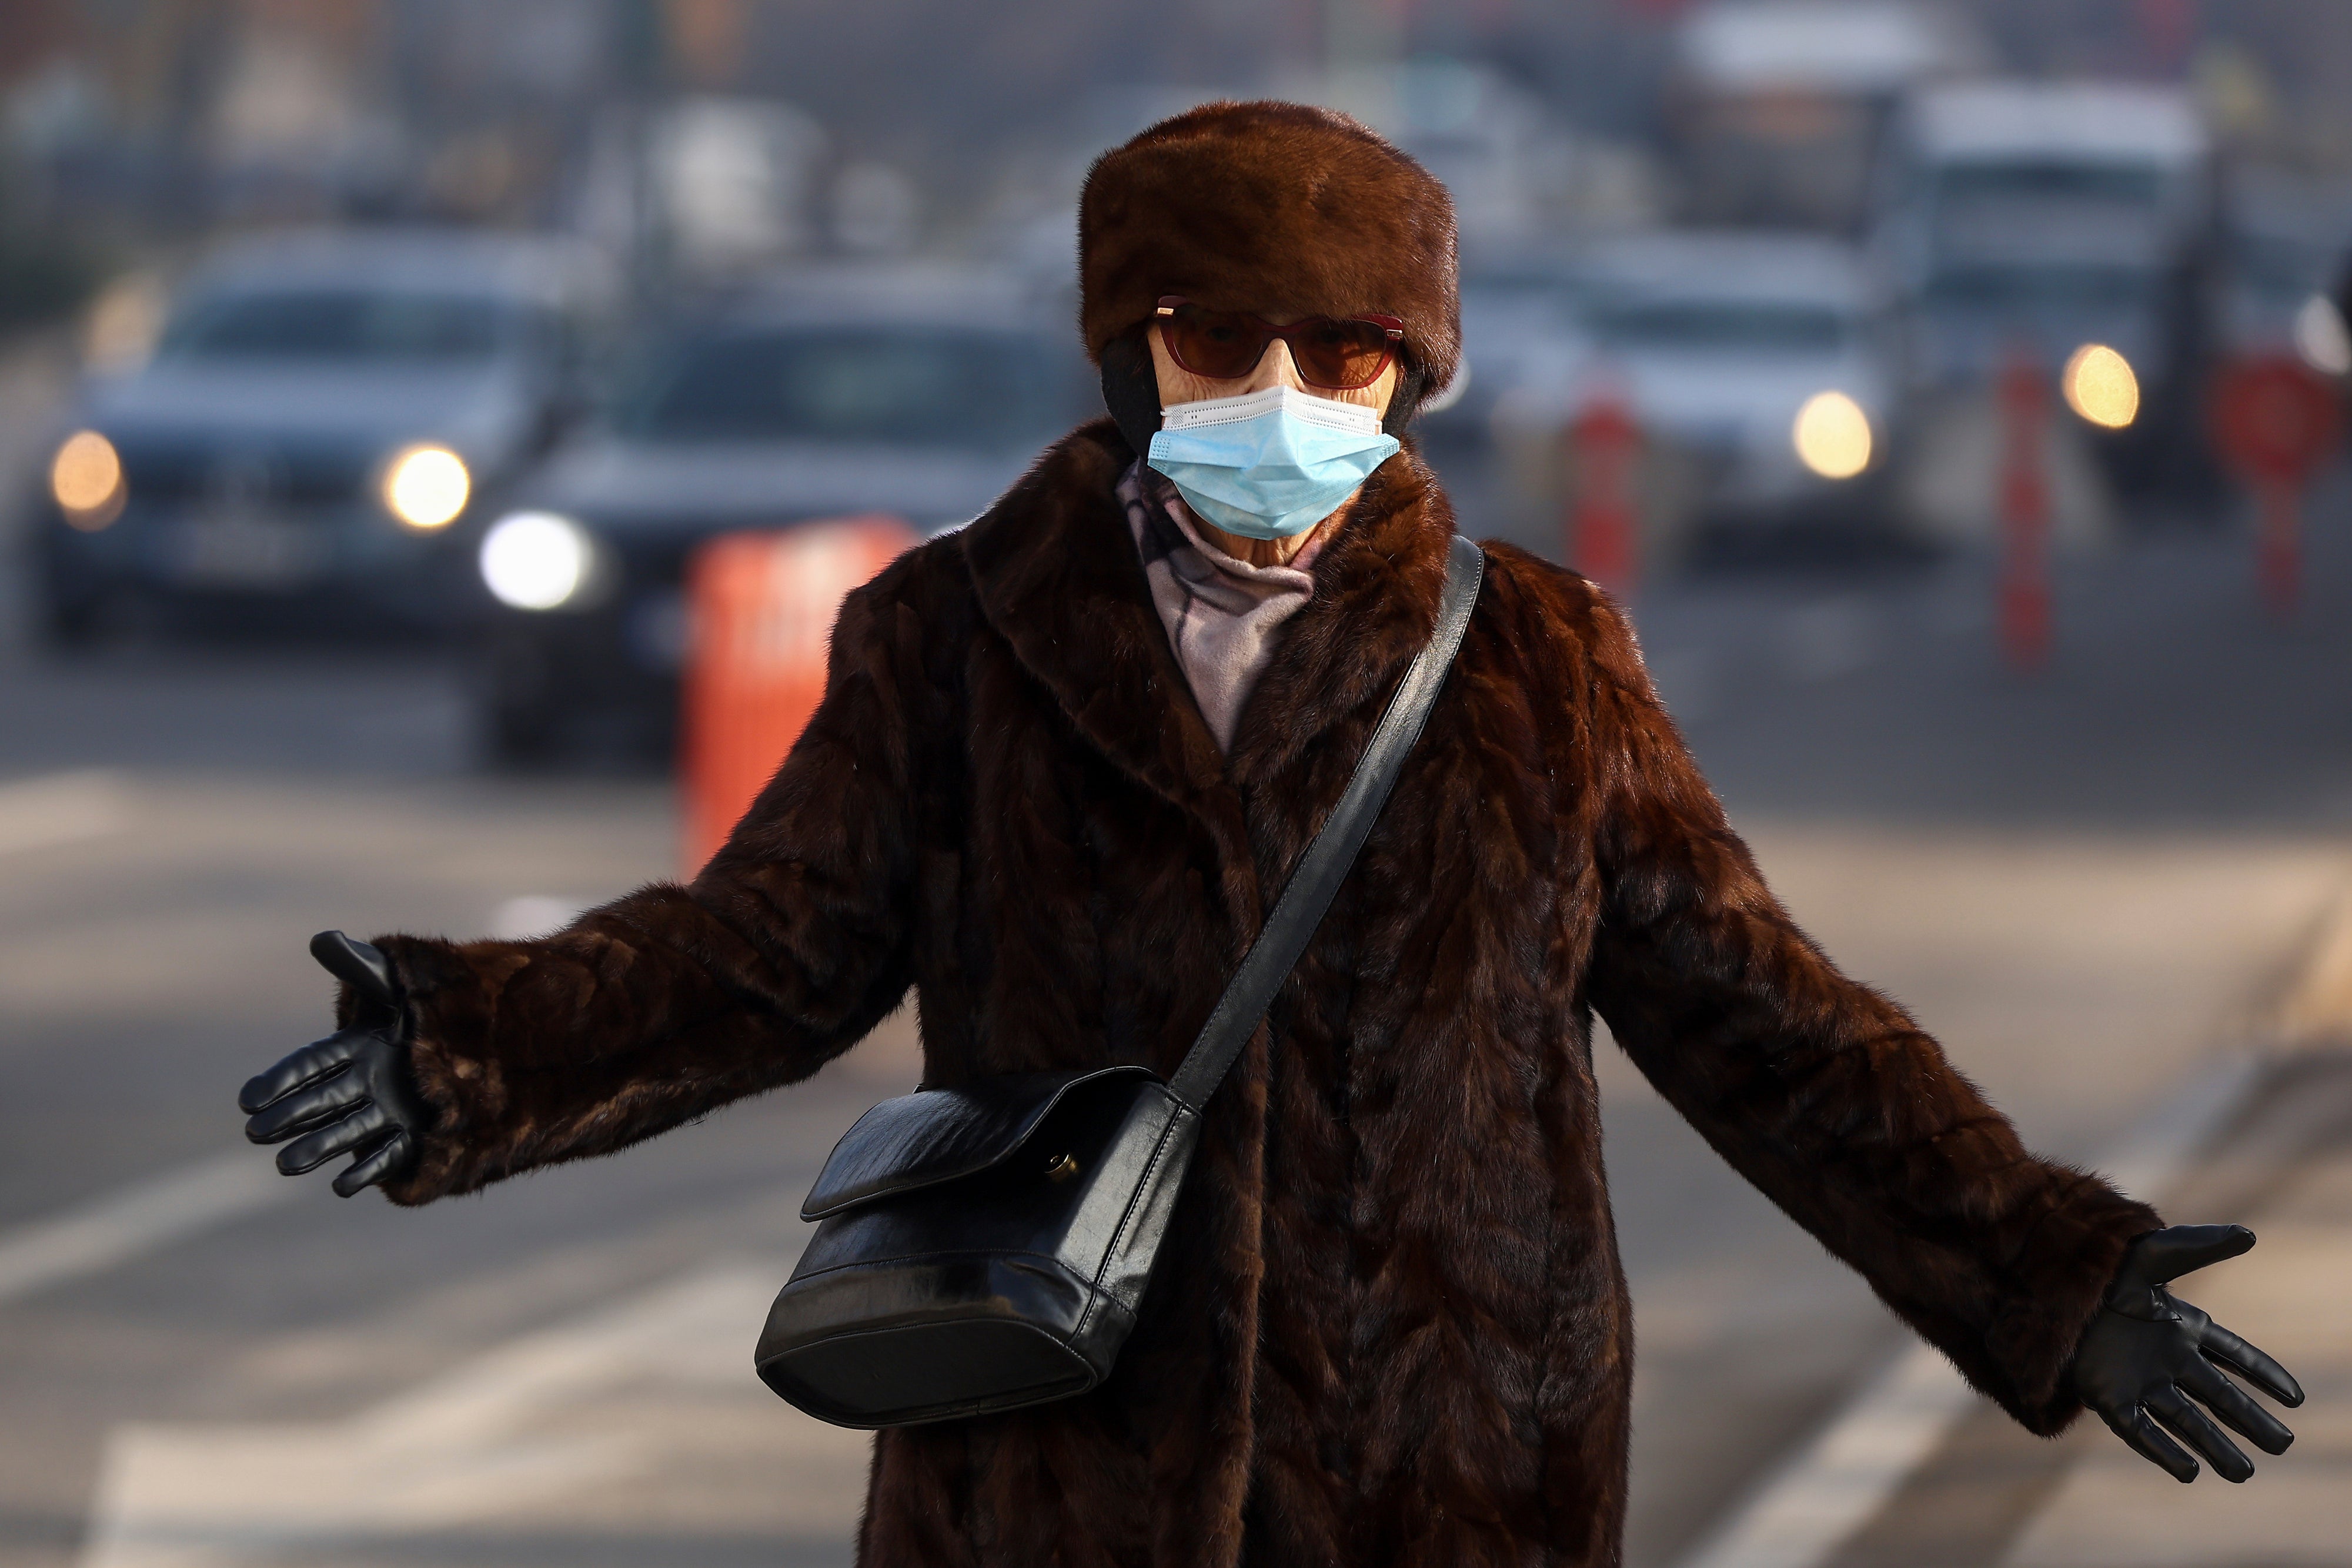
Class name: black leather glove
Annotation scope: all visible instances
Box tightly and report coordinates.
[238,931,429,1198]
[2072,1223,2304,1482]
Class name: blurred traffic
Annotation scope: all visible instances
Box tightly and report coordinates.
[7,7,2350,763]
[5,2,2351,758]
[7,4,2352,1567]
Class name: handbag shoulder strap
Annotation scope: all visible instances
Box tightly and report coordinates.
[1167,532,1485,1110]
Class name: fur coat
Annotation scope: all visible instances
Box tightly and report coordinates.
[360,420,2161,1567]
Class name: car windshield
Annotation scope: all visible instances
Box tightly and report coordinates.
[1925,263,2159,316]
[613,325,1070,449]
[1935,161,2167,208]
[1592,300,1850,353]
[160,289,519,362]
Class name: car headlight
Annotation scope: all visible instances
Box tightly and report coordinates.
[1792,390,1872,480]
[2062,345,2138,429]
[383,444,470,530]
[480,511,595,610]
[51,429,126,530]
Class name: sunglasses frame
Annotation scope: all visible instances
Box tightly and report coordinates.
[1154,296,1406,391]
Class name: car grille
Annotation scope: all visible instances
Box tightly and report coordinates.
[114,440,378,509]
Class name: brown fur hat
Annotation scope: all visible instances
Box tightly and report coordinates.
[1078,101,1461,393]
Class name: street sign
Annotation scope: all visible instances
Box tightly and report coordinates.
[2210,355,2343,486]
[2209,355,2345,616]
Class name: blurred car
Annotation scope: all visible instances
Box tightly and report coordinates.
[466,266,1093,763]
[1494,230,1899,564]
[2219,165,2352,372]
[1873,81,2218,503]
[1415,245,1596,459]
[31,229,613,644]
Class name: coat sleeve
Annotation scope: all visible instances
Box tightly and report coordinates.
[1568,585,2159,1435]
[355,552,950,1206]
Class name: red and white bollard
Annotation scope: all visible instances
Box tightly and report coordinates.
[1997,352,2052,672]
[1567,392,1641,597]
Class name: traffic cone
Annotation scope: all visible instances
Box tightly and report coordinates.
[680,516,918,873]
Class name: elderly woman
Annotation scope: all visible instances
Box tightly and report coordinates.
[241,103,2297,1566]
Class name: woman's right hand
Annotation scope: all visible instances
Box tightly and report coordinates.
[238,931,428,1198]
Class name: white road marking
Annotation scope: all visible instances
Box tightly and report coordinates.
[1675,1051,2269,1568]
[78,1263,870,1568]
[0,768,132,857]
[0,1151,292,1309]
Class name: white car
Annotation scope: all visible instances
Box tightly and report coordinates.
[1494,230,1899,564]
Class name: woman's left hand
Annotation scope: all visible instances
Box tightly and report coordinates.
[2072,1224,2303,1482]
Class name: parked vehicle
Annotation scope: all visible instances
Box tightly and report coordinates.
[1416,244,1596,460]
[467,266,1093,763]
[1873,80,2217,503]
[1493,230,1900,564]
[32,229,614,644]
[1671,0,1984,232]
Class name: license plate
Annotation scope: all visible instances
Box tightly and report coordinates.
[178,510,322,587]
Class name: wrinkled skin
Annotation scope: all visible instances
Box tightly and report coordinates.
[239,931,427,1198]
[2072,1224,2305,1482]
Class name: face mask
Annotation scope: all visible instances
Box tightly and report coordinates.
[1146,385,1401,540]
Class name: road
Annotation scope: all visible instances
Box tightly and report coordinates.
[3,357,2350,1566]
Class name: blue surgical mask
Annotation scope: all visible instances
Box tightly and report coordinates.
[1146,385,1401,540]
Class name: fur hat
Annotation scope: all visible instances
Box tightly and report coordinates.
[1078,101,1461,396]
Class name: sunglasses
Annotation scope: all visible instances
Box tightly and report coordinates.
[1154,296,1405,392]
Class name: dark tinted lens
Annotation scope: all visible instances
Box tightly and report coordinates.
[1291,318,1394,389]
[1166,307,1268,380]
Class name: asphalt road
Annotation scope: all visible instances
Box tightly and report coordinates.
[4,361,2350,1567]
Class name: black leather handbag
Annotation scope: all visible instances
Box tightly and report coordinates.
[754,534,1484,1429]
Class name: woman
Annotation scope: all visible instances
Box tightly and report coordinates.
[241,102,2297,1566]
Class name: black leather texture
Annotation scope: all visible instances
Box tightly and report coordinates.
[2072,1224,2304,1483]
[800,1065,1158,1220]
[238,931,429,1199]
[757,1075,1198,1426]
[755,534,1482,1429]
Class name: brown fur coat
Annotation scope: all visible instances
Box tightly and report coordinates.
[361,421,2160,1567]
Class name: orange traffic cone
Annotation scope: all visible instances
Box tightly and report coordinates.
[680,516,919,873]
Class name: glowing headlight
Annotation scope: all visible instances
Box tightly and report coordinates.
[51,430,126,530]
[383,444,470,530]
[2062,345,2139,429]
[2294,293,2351,376]
[1792,390,1872,480]
[480,511,593,610]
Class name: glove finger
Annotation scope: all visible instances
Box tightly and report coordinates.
[237,1031,360,1115]
[2200,1319,2306,1408]
[2097,1402,2199,1483]
[242,1066,366,1145]
[276,1101,389,1176]
[2135,1225,2256,1287]
[2178,1355,2294,1455]
[2148,1388,2254,1483]
[310,930,398,1011]
[331,1131,412,1199]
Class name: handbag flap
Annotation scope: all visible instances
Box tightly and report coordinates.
[801,1064,1159,1221]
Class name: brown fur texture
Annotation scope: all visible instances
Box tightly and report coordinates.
[1078,101,1462,393]
[357,424,2158,1566]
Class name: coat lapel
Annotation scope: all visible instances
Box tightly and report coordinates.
[961,420,1262,923]
[960,419,1459,926]
[1222,444,1458,825]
